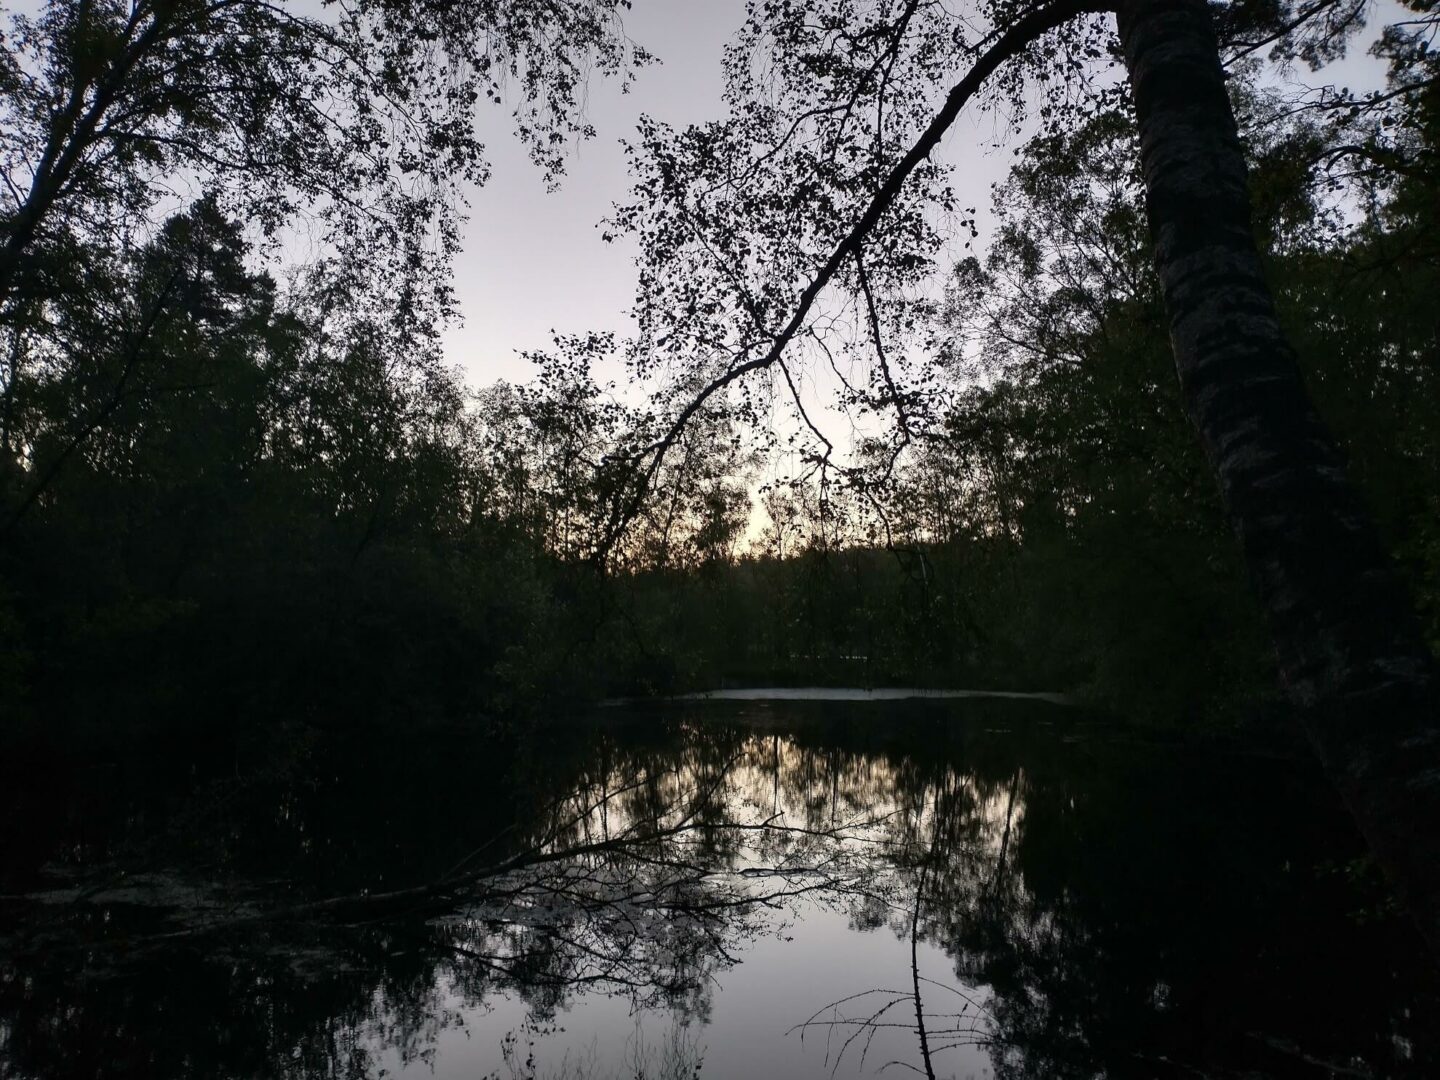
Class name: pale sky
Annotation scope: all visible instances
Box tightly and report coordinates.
[444,2,741,385]
[441,0,1395,392]
[443,0,1020,390]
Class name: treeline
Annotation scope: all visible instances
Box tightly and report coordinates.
[2,2,1438,744]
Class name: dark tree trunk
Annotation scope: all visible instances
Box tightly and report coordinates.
[1115,0,1440,953]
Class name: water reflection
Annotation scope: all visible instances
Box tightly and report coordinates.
[2,700,1437,1079]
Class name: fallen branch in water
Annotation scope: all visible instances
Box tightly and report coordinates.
[4,754,911,1008]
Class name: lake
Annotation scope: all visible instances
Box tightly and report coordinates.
[2,695,1437,1078]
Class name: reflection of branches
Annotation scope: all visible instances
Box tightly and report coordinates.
[787,765,1016,1077]
[437,793,900,1008]
[10,743,904,1024]
[790,977,993,1077]
[1,726,1039,1080]
[911,866,936,1079]
[790,872,996,1077]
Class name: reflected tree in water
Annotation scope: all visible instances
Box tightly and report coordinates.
[2,707,1437,1079]
[0,720,893,1078]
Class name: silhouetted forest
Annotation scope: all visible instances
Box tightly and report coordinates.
[2,15,1436,746]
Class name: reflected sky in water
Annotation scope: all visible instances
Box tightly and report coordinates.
[2,698,1437,1079]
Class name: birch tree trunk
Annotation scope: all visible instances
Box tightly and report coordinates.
[1115,0,1440,953]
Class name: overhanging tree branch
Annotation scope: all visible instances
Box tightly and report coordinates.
[604,0,1111,556]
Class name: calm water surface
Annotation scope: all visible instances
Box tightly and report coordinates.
[2,697,1437,1079]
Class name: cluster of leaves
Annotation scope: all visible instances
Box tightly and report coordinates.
[606,0,1117,513]
[0,0,652,329]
